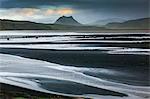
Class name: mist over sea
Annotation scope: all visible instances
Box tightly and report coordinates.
[0,31,150,99]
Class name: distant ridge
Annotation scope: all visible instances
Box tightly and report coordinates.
[105,18,150,29]
[54,16,81,26]
[89,18,126,26]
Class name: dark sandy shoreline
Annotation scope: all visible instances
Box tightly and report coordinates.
[0,80,128,99]
[0,83,87,99]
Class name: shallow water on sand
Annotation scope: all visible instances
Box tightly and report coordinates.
[0,31,150,99]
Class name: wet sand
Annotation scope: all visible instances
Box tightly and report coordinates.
[0,48,149,86]
[0,31,149,99]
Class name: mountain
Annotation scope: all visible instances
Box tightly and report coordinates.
[89,18,126,26]
[105,18,150,29]
[54,16,81,26]
[0,19,51,30]
[0,19,105,30]
[1,17,148,30]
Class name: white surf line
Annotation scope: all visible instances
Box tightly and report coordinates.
[108,48,150,55]
[0,44,123,51]
[109,48,150,52]
[71,39,150,42]
[0,44,149,55]
[1,36,150,40]
[0,32,149,36]
[0,39,149,43]
[0,36,72,42]
[0,54,149,98]
[105,36,150,39]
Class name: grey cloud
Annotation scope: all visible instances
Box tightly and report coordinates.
[0,0,149,23]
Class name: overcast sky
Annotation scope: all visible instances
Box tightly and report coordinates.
[0,0,149,24]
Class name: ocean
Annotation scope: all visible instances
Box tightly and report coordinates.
[0,30,149,99]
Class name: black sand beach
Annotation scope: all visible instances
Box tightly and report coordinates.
[0,48,149,86]
[0,31,149,99]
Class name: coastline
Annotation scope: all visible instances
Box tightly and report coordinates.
[0,48,149,86]
[0,31,149,99]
